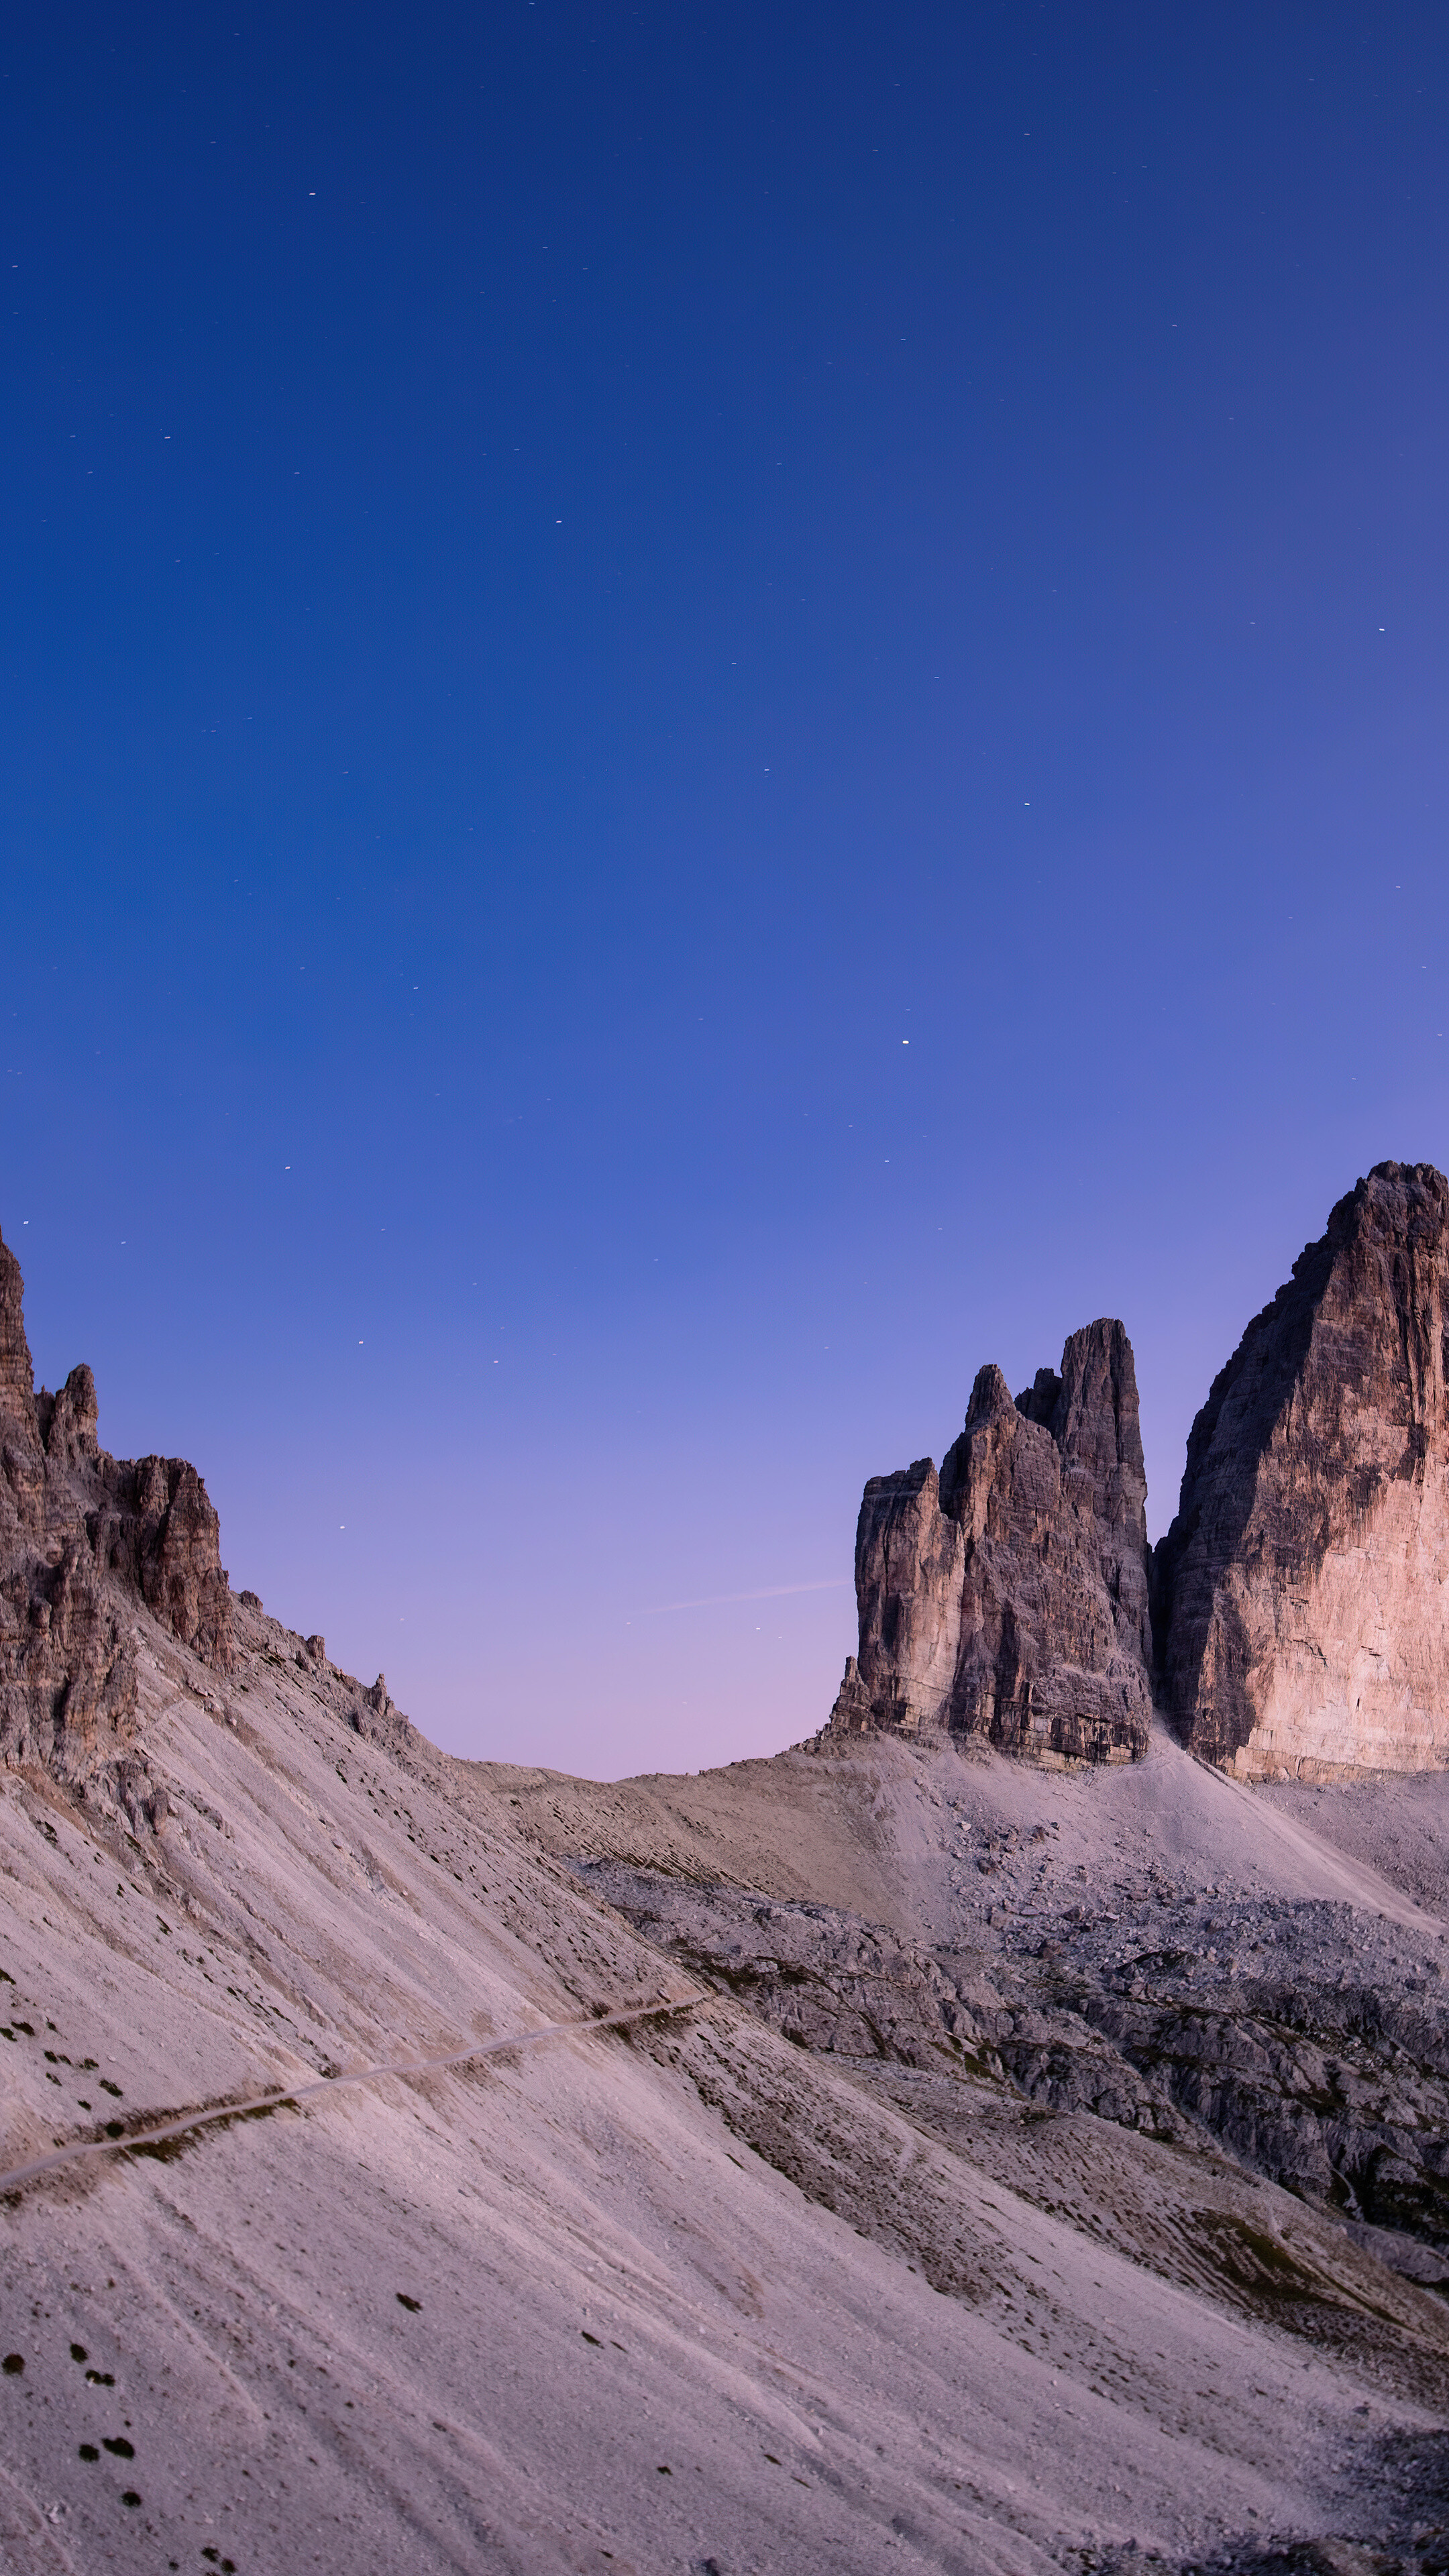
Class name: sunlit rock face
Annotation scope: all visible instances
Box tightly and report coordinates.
[1155,1161,1449,1778]
[828,1320,1152,1762]
[0,1224,232,1786]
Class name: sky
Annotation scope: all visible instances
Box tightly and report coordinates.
[5,3,1449,1778]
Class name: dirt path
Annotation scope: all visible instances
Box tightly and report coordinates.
[0,1990,703,2205]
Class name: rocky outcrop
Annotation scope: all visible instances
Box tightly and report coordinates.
[0,1224,233,1784]
[0,1236,45,1547]
[828,1319,1152,1762]
[1155,1162,1449,1777]
[345,1669,421,1764]
[127,1456,233,1666]
[36,1362,98,1466]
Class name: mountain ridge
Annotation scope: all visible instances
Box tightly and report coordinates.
[831,1162,1449,1784]
[5,1208,1449,2569]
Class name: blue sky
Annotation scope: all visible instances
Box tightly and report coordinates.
[6,3,1448,1775]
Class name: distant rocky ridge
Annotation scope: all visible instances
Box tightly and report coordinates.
[13,1154,1449,1796]
[827,1319,1154,1763]
[833,1163,1449,1778]
[0,1226,233,1785]
[1154,1160,1449,1779]
[0,1226,410,1803]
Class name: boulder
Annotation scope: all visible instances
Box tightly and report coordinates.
[828,1319,1152,1762]
[1155,1162,1449,1776]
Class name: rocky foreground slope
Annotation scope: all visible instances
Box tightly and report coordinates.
[5,1590,1449,2573]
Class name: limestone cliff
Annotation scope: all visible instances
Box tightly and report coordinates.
[1155,1161,1449,1776]
[828,1319,1152,1762]
[0,1226,232,1785]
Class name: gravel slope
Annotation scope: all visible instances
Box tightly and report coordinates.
[3,1602,1449,2573]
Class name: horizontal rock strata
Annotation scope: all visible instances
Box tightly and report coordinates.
[1155,1161,1449,1778]
[828,1319,1152,1762]
[0,1226,231,1784]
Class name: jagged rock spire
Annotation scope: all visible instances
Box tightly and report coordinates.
[1155,1161,1449,1776]
[0,1226,40,1452]
[828,1318,1152,1763]
[0,1218,232,1786]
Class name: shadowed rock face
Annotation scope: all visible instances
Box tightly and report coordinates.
[0,1236,40,1452]
[0,1236,45,1547]
[36,1362,98,1466]
[0,1226,232,1784]
[828,1320,1152,1762]
[1155,1161,1449,1776]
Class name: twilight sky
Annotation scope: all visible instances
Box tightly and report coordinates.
[5,4,1448,1776]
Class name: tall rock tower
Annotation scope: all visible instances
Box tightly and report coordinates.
[828,1319,1153,1762]
[1155,1162,1449,1776]
[0,1223,233,1783]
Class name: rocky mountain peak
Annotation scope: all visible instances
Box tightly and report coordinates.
[36,1362,99,1465]
[0,1224,232,1789]
[828,1316,1152,1762]
[1155,1160,1449,1775]
[963,1362,1018,1433]
[0,1230,40,1455]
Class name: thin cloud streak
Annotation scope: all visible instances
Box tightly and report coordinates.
[641,1579,851,1616]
